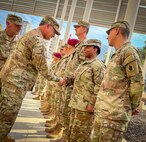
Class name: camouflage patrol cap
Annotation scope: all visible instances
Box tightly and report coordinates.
[106,21,130,34]
[74,21,90,29]
[41,16,60,35]
[7,14,23,25]
[83,39,101,48]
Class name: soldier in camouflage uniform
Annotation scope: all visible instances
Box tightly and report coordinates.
[67,39,105,142]
[43,51,65,118]
[0,14,22,90]
[0,16,60,142]
[91,21,143,142]
[41,52,62,114]
[59,44,68,57]
[58,21,90,140]
[44,46,68,125]
[45,39,79,139]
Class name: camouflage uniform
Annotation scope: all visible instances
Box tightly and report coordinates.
[55,54,73,123]
[47,61,60,115]
[0,30,19,71]
[67,39,105,142]
[91,42,143,142]
[69,57,105,142]
[0,20,60,139]
[0,14,22,92]
[32,73,47,97]
[62,39,87,138]
[32,73,42,95]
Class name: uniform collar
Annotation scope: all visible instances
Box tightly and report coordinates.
[75,38,87,47]
[35,28,44,38]
[115,42,131,54]
[3,30,16,41]
[111,42,131,58]
[85,57,97,64]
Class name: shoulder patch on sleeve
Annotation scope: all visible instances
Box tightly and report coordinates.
[125,61,139,77]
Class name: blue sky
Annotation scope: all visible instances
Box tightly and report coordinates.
[0,10,146,60]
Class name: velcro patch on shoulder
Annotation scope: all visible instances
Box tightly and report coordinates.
[123,54,135,66]
[125,61,139,77]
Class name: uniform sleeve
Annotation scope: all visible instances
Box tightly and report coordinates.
[32,38,60,82]
[73,45,86,71]
[89,63,105,106]
[78,47,86,64]
[124,49,144,112]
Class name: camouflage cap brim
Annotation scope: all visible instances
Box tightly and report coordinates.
[106,28,114,35]
[73,25,80,28]
[106,21,130,35]
[83,39,101,48]
[83,43,101,48]
[54,28,60,35]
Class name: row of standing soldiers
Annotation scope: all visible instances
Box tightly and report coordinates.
[0,14,144,142]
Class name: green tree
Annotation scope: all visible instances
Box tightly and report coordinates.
[138,41,146,65]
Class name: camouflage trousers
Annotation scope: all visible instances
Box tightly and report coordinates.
[32,74,41,95]
[60,86,73,139]
[0,81,26,140]
[43,81,55,111]
[91,117,127,142]
[52,85,63,121]
[32,74,46,96]
[42,81,51,101]
[69,109,94,142]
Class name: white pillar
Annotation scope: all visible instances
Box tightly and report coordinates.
[53,0,69,52]
[11,0,14,11]
[54,0,60,18]
[124,0,140,40]
[105,0,122,66]
[63,0,77,43]
[83,0,94,21]
[32,0,37,14]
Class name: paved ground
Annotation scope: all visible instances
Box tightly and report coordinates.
[10,92,50,142]
[9,91,146,142]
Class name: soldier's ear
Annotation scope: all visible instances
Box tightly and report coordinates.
[95,47,98,53]
[115,28,120,36]
[46,24,49,28]
[6,21,10,26]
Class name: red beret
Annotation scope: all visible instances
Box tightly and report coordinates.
[67,38,79,46]
[53,52,62,59]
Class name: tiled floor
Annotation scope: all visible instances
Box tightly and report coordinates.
[10,92,50,142]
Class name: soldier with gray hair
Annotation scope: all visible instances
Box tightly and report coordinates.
[0,14,22,89]
[91,21,143,142]
[0,15,60,142]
